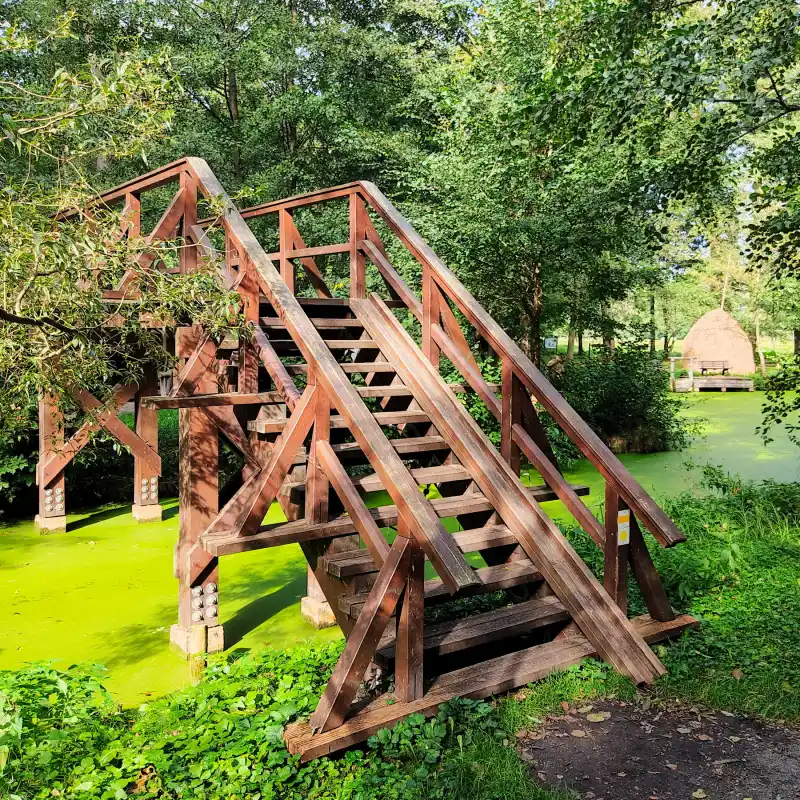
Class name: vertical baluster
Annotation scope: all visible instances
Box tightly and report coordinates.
[422,265,441,368]
[349,192,368,298]
[35,394,66,532]
[501,358,522,475]
[395,521,424,703]
[122,192,140,238]
[603,484,630,614]
[306,373,330,524]
[132,370,162,522]
[180,172,198,274]
[278,208,296,293]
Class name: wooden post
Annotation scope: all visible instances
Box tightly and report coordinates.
[132,370,163,522]
[349,192,367,299]
[422,265,441,368]
[180,171,198,274]
[395,526,424,702]
[501,358,522,475]
[170,329,222,656]
[603,484,629,614]
[279,209,296,294]
[35,393,67,533]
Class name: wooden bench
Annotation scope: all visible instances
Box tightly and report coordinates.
[699,360,729,375]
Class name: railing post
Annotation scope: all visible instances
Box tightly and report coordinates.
[121,192,140,238]
[132,369,162,522]
[278,208,296,293]
[422,265,441,368]
[35,393,66,533]
[237,257,260,394]
[349,192,367,298]
[501,358,522,475]
[603,484,630,614]
[395,524,424,702]
[180,171,198,274]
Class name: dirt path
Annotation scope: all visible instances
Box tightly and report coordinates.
[517,698,800,800]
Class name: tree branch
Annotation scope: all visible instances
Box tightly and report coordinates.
[0,306,80,337]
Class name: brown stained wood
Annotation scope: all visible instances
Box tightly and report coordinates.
[203,406,261,471]
[350,464,469,493]
[316,440,391,565]
[278,208,296,294]
[323,524,516,578]
[306,380,330,525]
[501,359,522,474]
[513,423,605,547]
[354,295,665,685]
[201,485,587,556]
[394,533,424,703]
[248,409,430,434]
[516,383,561,473]
[40,384,139,485]
[422,264,441,367]
[360,239,422,318]
[270,214,334,298]
[331,435,448,458]
[142,392,283,409]
[250,325,301,410]
[262,338,379,352]
[285,362,396,375]
[201,384,317,540]
[628,515,675,622]
[286,612,699,761]
[354,181,683,548]
[180,172,198,275]
[121,193,140,238]
[260,317,365,329]
[379,595,570,663]
[310,535,411,733]
[349,193,368,299]
[37,394,65,514]
[237,261,260,393]
[171,331,218,397]
[267,243,351,261]
[134,372,160,507]
[603,486,629,614]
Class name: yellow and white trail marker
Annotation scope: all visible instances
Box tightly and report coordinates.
[617,509,631,546]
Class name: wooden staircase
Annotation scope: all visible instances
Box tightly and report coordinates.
[65,160,697,762]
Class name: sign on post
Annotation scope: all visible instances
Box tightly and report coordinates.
[617,509,631,546]
[544,337,558,351]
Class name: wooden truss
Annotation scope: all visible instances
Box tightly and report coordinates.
[51,159,698,759]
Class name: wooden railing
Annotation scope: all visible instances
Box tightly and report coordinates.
[234,179,685,554]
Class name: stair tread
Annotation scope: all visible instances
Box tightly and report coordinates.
[338,559,543,617]
[332,435,449,457]
[260,317,364,328]
[356,383,501,398]
[375,595,570,661]
[248,408,430,434]
[201,486,589,556]
[285,362,396,374]
[258,339,378,350]
[324,524,515,577]
[351,464,470,493]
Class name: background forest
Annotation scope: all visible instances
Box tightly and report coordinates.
[4,0,800,497]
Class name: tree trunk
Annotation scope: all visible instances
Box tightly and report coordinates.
[566,329,575,360]
[578,330,584,355]
[794,328,800,356]
[226,66,242,180]
[755,313,767,378]
[649,292,656,353]
[720,272,729,311]
[525,265,543,368]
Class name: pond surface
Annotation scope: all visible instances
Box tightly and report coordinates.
[0,391,795,705]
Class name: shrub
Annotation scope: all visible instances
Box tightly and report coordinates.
[548,347,692,454]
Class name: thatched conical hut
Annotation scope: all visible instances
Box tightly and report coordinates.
[682,308,756,374]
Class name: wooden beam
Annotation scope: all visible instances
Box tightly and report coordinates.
[603,486,629,614]
[395,531,424,703]
[142,391,282,409]
[310,535,411,733]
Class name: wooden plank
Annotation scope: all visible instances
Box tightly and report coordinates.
[201,486,588,556]
[378,595,570,662]
[628,515,675,622]
[351,464,469,493]
[142,392,282,409]
[260,317,364,328]
[310,535,411,732]
[262,339,379,351]
[201,384,317,540]
[267,243,351,260]
[251,325,301,410]
[355,295,665,685]
[513,423,605,547]
[171,331,217,397]
[316,440,391,566]
[394,533,424,702]
[305,379,330,524]
[323,524,516,578]
[357,181,684,548]
[331,435,448,458]
[603,486,628,614]
[248,409,430,434]
[286,612,699,761]
[284,362,396,375]
[501,359,522,474]
[341,559,543,618]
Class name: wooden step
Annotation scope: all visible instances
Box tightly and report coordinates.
[201,486,589,556]
[338,558,543,619]
[356,383,501,399]
[284,613,700,761]
[260,317,365,329]
[248,409,430,434]
[323,524,515,578]
[331,435,449,459]
[351,464,470,493]
[375,595,571,664]
[284,362,396,374]
[257,339,379,353]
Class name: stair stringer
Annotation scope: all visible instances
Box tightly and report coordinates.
[352,294,666,686]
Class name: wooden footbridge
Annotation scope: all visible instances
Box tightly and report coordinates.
[38,158,696,759]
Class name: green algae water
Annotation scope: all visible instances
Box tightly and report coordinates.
[1,391,795,705]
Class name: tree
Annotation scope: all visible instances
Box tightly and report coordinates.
[0,18,238,435]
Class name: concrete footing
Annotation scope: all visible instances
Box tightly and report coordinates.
[132,503,163,522]
[34,514,67,534]
[170,623,225,658]
[301,596,337,629]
